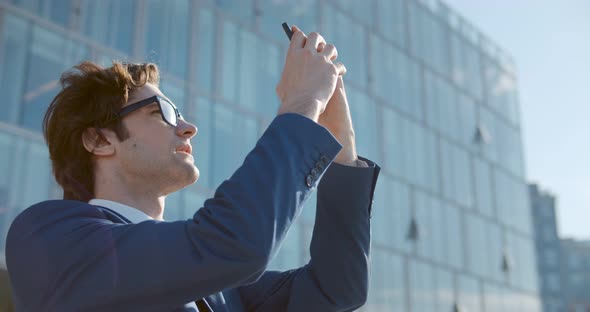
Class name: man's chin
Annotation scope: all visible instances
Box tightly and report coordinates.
[184,163,200,184]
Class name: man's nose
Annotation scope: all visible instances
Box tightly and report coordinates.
[176,119,198,139]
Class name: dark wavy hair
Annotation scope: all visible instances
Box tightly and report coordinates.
[43,61,160,201]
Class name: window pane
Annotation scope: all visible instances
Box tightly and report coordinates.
[457,93,477,150]
[163,189,183,221]
[436,268,454,311]
[214,0,254,26]
[212,104,235,187]
[458,275,482,312]
[183,189,207,218]
[424,130,440,194]
[409,260,436,312]
[237,29,281,118]
[415,191,435,261]
[219,19,239,103]
[258,0,318,42]
[370,34,423,120]
[193,97,212,189]
[0,14,28,124]
[465,213,488,277]
[323,7,368,88]
[375,0,406,47]
[0,132,14,252]
[144,0,190,79]
[474,157,494,217]
[382,107,403,177]
[479,107,498,163]
[451,32,483,100]
[337,0,373,26]
[81,0,135,54]
[211,104,258,187]
[347,88,380,163]
[371,173,390,246]
[195,7,215,93]
[409,1,450,78]
[10,0,71,27]
[24,34,90,131]
[445,202,464,269]
[366,249,406,311]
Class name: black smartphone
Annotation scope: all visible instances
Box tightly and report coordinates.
[282,22,293,41]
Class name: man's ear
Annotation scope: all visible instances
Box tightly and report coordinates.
[82,128,116,156]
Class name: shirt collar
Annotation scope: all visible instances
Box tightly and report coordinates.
[89,199,154,224]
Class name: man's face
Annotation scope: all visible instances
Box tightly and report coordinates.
[113,83,199,195]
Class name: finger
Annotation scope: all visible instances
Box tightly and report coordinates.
[289,25,307,50]
[336,75,344,88]
[334,62,347,76]
[320,44,338,61]
[305,32,326,53]
[317,42,326,53]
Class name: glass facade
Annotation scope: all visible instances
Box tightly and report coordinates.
[0,0,540,310]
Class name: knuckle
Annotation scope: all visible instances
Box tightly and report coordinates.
[302,48,314,57]
[329,63,338,75]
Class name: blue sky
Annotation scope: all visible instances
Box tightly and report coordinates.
[444,0,590,239]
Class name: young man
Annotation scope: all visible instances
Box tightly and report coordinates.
[6,27,379,311]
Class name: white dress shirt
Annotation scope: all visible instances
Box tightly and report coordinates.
[89,199,154,223]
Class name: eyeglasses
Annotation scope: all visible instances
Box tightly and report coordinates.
[118,95,183,126]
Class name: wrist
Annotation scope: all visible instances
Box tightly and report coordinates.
[278,99,323,122]
[333,138,358,166]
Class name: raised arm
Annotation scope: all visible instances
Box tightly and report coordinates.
[236,156,380,312]
[6,114,342,311]
[236,72,381,311]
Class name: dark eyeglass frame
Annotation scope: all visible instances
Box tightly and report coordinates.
[117,95,183,127]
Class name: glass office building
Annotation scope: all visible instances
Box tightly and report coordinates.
[560,239,590,312]
[529,184,565,312]
[0,0,540,310]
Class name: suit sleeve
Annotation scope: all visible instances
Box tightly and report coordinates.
[6,113,342,311]
[237,157,381,312]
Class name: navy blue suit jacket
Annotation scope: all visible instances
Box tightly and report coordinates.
[6,113,380,311]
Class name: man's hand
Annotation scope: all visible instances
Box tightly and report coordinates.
[318,75,365,167]
[276,26,345,122]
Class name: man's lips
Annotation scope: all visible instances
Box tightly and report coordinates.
[176,144,192,155]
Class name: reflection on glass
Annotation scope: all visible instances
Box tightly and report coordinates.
[81,0,135,54]
[220,20,239,103]
[184,187,208,219]
[10,0,72,27]
[237,31,280,118]
[376,0,406,47]
[458,275,482,312]
[323,6,368,88]
[144,0,190,79]
[445,202,464,269]
[164,190,183,221]
[258,0,317,42]
[436,268,454,311]
[466,213,488,277]
[193,97,212,189]
[214,0,254,26]
[195,7,215,93]
[0,14,28,124]
[409,260,436,312]
[366,249,406,311]
[346,87,379,163]
[211,104,258,187]
[19,27,88,131]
